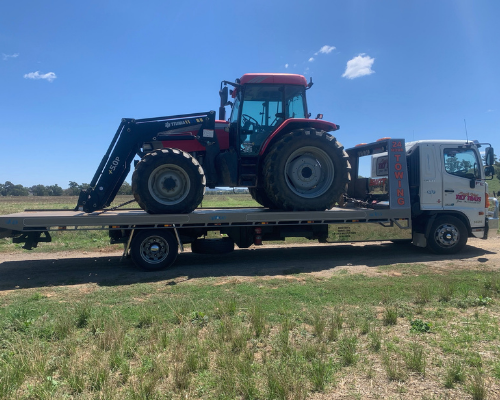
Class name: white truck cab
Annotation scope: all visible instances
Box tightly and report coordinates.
[369,139,498,253]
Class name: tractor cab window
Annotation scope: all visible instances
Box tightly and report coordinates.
[240,85,283,154]
[229,95,240,124]
[444,148,480,179]
[285,86,306,119]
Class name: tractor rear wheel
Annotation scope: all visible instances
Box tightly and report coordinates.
[263,129,350,211]
[249,187,276,208]
[132,149,205,214]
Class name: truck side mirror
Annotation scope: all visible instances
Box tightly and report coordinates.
[485,147,494,166]
[485,166,494,177]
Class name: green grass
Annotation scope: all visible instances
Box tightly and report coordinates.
[1,268,500,398]
[487,176,500,197]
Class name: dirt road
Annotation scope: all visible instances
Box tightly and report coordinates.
[1,235,499,292]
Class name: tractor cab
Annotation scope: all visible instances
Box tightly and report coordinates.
[221,74,310,156]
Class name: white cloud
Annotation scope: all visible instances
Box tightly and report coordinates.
[2,53,19,60]
[314,45,335,56]
[342,54,375,79]
[285,63,289,68]
[308,57,315,62]
[487,109,494,112]
[23,71,57,82]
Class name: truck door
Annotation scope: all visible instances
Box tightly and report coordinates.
[440,145,485,222]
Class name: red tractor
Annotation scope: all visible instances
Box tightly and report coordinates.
[77,73,350,214]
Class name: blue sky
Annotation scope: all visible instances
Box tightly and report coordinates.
[1,0,499,187]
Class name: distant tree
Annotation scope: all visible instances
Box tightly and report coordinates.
[48,184,63,196]
[31,184,49,196]
[1,181,29,196]
[65,181,90,195]
[67,181,80,196]
[117,181,133,195]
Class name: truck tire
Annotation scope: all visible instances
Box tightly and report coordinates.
[191,237,235,254]
[262,129,350,211]
[132,149,205,214]
[130,230,178,271]
[249,187,276,208]
[427,216,468,254]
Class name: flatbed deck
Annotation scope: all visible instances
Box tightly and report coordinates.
[0,206,411,235]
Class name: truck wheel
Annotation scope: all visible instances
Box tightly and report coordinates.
[249,187,276,208]
[427,216,468,254]
[263,129,350,211]
[132,149,205,214]
[191,237,235,254]
[130,230,178,271]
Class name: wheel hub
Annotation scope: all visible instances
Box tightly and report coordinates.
[284,147,335,198]
[140,237,169,264]
[288,156,321,187]
[435,224,459,247]
[148,163,191,205]
[163,177,177,191]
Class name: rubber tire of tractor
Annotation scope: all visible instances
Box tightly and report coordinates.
[130,230,178,271]
[262,129,350,211]
[426,216,468,255]
[249,187,276,208]
[132,148,205,214]
[191,237,235,254]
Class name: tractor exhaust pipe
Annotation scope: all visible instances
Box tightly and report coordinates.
[219,85,228,121]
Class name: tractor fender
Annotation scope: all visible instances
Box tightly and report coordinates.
[259,119,339,156]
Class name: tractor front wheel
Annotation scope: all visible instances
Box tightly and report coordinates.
[132,149,205,214]
[263,129,350,211]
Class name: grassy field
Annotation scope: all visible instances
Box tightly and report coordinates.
[1,266,500,399]
[0,195,500,398]
[487,177,500,197]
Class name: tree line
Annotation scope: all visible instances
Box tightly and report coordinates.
[0,181,133,196]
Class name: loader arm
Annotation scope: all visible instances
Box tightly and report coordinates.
[76,111,216,213]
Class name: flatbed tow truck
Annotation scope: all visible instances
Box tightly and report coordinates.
[1,138,498,271]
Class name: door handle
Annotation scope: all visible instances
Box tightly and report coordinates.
[445,190,454,193]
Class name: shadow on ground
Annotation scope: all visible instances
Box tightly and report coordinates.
[0,241,496,291]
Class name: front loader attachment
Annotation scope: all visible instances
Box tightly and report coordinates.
[76,111,216,213]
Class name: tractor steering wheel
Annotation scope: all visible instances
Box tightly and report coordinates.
[241,114,260,130]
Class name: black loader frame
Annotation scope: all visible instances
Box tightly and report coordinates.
[76,111,216,213]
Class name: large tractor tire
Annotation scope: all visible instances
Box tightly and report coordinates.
[263,129,350,211]
[249,187,276,208]
[132,148,205,214]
